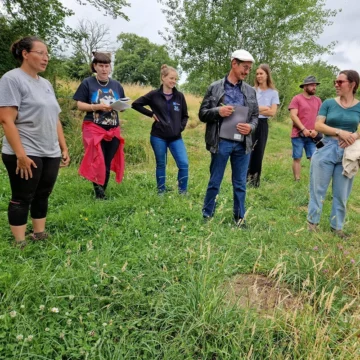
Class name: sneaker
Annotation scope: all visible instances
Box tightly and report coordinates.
[13,240,28,250]
[308,222,318,232]
[203,215,212,223]
[330,228,349,239]
[30,232,49,241]
[234,218,247,229]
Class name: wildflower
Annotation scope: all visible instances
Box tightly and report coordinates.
[67,319,72,325]
[88,330,95,336]
[45,328,50,332]
[68,295,75,300]
[20,305,25,309]
[26,335,33,342]
[313,246,318,251]
[93,284,98,288]
[59,332,65,339]
[102,322,107,327]
[103,263,107,267]
[65,312,69,316]
[154,234,158,238]
[85,218,88,221]
[350,259,355,264]
[10,311,17,318]
[39,305,45,311]
[51,307,59,313]
[16,334,24,341]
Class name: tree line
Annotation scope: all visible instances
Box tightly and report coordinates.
[0,0,342,117]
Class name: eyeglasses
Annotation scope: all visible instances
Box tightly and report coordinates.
[240,65,252,71]
[333,80,349,86]
[28,50,51,59]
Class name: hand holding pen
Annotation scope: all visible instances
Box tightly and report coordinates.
[219,103,234,117]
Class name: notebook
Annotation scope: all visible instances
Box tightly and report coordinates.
[219,105,249,142]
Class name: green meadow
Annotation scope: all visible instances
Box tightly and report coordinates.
[0,84,359,359]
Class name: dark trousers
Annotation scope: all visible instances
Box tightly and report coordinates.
[247,118,268,187]
[2,154,60,226]
[93,137,120,192]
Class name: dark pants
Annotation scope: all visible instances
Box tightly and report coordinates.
[247,118,268,187]
[93,137,120,193]
[2,154,61,226]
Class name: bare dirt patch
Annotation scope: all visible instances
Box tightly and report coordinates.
[224,274,303,312]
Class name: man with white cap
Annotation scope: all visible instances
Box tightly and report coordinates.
[199,49,258,227]
[288,75,322,181]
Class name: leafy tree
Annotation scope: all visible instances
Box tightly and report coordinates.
[272,61,339,118]
[158,0,338,95]
[0,0,129,49]
[0,16,19,75]
[113,33,178,87]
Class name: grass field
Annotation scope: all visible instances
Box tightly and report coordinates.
[0,85,359,359]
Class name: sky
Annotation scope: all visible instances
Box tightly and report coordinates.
[62,0,360,73]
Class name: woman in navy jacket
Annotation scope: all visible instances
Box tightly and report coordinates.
[132,64,189,194]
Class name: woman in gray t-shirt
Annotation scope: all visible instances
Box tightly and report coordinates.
[247,64,279,187]
[0,36,70,249]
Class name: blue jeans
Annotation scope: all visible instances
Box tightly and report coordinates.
[307,138,354,230]
[203,139,250,220]
[150,135,189,193]
[292,137,316,159]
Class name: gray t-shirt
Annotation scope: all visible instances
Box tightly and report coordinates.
[0,68,61,157]
[254,87,280,119]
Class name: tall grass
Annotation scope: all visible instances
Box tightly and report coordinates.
[0,83,359,359]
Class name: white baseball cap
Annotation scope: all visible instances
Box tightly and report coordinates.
[231,49,255,63]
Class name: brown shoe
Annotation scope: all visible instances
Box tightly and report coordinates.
[30,232,49,241]
[308,222,318,232]
[330,228,349,240]
[13,240,28,250]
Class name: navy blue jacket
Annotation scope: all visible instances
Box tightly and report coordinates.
[132,86,189,141]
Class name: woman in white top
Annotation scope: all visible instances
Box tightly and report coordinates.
[247,64,279,187]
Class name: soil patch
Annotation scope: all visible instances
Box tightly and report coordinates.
[224,274,303,312]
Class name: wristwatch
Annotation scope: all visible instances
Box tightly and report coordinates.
[335,129,340,136]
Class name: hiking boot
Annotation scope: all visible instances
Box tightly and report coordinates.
[94,185,106,199]
[330,228,349,240]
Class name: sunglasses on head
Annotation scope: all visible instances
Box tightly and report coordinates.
[333,80,349,86]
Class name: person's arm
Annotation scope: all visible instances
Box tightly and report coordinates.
[0,106,37,179]
[199,86,233,123]
[180,94,189,131]
[76,101,112,113]
[132,92,156,118]
[315,115,359,147]
[289,108,311,137]
[57,119,70,167]
[260,104,278,117]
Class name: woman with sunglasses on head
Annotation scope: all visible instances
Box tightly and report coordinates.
[132,64,189,194]
[247,64,279,187]
[307,70,360,238]
[73,52,125,199]
[0,36,70,248]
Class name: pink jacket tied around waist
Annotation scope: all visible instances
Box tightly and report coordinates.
[79,122,125,185]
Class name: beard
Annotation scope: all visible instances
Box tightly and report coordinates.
[305,87,316,96]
